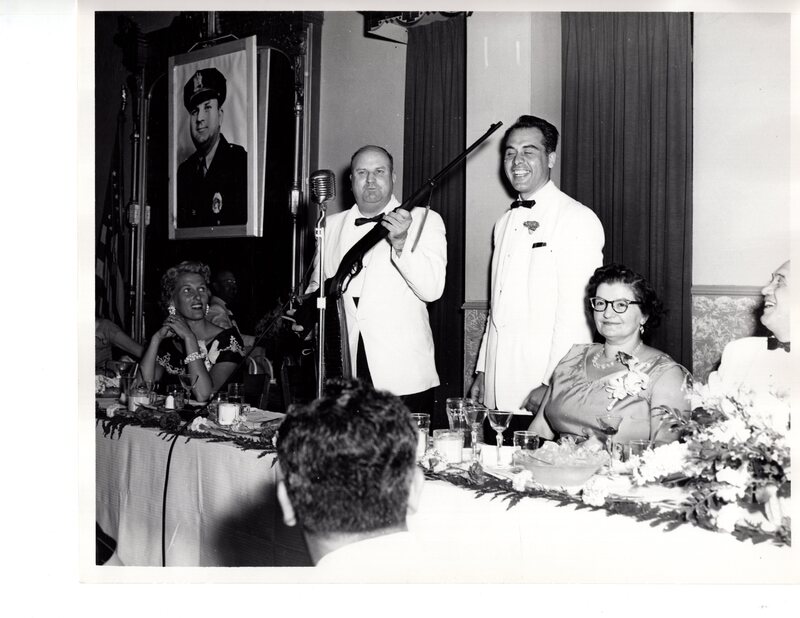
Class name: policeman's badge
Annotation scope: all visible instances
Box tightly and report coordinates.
[523,220,539,234]
[192,71,204,95]
[212,192,223,214]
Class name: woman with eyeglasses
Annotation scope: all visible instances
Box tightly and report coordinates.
[528,263,691,444]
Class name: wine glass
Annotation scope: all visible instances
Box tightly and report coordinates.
[596,414,623,470]
[178,373,198,402]
[464,403,487,461]
[487,411,514,467]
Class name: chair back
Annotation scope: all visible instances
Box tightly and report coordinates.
[243,352,274,409]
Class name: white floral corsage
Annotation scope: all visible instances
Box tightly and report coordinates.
[605,352,650,410]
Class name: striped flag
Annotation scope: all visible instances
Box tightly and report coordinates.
[96,114,127,328]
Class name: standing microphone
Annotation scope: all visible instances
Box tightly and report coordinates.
[310,169,336,205]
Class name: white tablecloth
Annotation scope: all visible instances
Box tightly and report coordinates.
[96,422,795,581]
[95,421,309,567]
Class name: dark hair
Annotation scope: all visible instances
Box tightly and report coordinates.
[350,145,394,173]
[587,263,665,333]
[159,261,211,312]
[503,115,559,154]
[276,379,417,535]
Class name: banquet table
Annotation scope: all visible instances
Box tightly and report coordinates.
[95,420,796,582]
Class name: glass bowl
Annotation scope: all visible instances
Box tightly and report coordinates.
[513,449,606,487]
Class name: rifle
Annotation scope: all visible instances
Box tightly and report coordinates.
[295,121,504,380]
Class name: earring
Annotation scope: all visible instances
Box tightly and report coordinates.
[639,323,645,335]
[205,305,210,316]
[168,304,176,316]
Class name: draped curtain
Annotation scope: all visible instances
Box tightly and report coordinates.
[403,15,466,427]
[561,12,693,369]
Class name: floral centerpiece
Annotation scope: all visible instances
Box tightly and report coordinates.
[631,375,790,543]
[421,372,790,546]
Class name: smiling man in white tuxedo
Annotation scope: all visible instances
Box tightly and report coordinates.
[471,115,605,416]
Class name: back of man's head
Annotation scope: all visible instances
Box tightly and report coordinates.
[276,379,418,535]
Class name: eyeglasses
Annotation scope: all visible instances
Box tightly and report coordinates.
[589,297,641,314]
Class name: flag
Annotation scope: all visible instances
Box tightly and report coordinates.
[96,113,127,328]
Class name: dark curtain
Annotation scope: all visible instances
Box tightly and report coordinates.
[403,16,466,429]
[561,12,693,369]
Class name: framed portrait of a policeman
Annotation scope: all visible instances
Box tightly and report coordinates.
[168,36,261,239]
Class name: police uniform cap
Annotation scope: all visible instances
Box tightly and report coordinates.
[184,68,227,111]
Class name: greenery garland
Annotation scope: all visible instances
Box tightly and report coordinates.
[97,406,279,458]
[97,404,787,546]
[423,462,789,546]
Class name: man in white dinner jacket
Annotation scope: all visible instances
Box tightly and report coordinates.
[713,260,791,399]
[470,115,605,414]
[306,145,447,413]
[276,380,425,570]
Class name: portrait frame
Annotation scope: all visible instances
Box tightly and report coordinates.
[168,36,261,239]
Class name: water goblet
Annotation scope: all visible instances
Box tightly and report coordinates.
[103,359,138,379]
[487,411,514,467]
[410,413,431,460]
[596,414,623,469]
[464,403,486,461]
[178,373,198,402]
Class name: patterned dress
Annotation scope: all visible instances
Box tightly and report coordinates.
[156,327,245,385]
[539,344,691,443]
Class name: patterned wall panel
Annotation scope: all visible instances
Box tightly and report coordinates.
[463,305,488,393]
[691,288,763,382]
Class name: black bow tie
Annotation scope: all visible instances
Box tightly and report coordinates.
[354,214,384,226]
[511,199,536,209]
[767,337,790,352]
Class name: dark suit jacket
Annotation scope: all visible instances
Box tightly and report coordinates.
[177,134,248,228]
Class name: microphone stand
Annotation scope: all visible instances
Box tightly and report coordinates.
[313,197,329,399]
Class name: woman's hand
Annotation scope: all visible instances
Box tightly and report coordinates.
[164,313,196,343]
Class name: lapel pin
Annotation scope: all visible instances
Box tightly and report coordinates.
[523,220,539,234]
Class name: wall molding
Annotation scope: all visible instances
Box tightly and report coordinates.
[691,285,762,297]
[462,300,489,311]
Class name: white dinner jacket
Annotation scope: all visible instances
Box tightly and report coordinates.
[476,181,605,411]
[309,196,447,396]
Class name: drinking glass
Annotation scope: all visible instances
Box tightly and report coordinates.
[127,382,153,412]
[487,411,514,467]
[513,430,540,451]
[596,414,623,469]
[207,391,227,423]
[464,403,487,461]
[621,439,651,463]
[103,359,138,379]
[178,373,198,402]
[432,429,464,465]
[217,398,239,426]
[410,413,431,460]
[227,383,245,404]
[445,398,473,442]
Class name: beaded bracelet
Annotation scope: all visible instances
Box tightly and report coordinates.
[183,351,207,365]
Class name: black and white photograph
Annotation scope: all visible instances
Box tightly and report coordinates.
[169,35,260,238]
[5,0,798,613]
